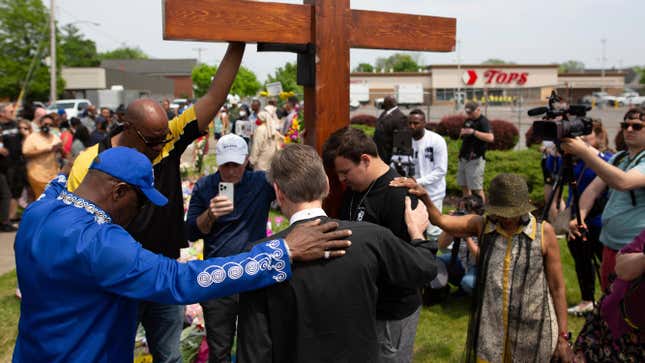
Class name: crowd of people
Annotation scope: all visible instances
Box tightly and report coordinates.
[0,99,129,233]
[5,42,644,363]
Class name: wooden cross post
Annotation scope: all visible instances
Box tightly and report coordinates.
[164,0,455,149]
[164,0,455,214]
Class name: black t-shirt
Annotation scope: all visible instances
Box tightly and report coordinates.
[0,120,24,170]
[459,115,491,160]
[98,121,204,259]
[339,167,422,320]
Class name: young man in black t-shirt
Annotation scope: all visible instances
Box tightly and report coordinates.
[458,101,494,203]
[323,127,422,362]
[238,144,437,363]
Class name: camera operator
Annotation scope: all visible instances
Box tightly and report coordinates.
[408,109,448,240]
[458,101,494,203]
[562,108,645,292]
[544,120,613,315]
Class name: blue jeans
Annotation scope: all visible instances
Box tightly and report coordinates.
[138,301,184,363]
[437,254,477,295]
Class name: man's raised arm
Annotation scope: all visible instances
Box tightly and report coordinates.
[195,43,245,132]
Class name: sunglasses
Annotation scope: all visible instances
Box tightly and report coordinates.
[134,127,173,147]
[620,122,644,131]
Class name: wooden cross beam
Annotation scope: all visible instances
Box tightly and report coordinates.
[164,0,456,151]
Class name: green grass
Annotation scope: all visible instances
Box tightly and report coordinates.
[0,238,594,362]
[412,237,595,362]
[0,270,19,362]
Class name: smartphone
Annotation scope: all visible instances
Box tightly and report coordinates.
[218,182,234,203]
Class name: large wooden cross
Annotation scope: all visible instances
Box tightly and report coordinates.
[163,0,456,150]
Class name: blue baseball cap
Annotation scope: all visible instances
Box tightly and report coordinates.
[89,147,168,206]
[57,109,66,116]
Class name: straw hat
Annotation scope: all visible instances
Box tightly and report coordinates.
[484,173,536,218]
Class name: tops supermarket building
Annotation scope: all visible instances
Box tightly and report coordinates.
[350,64,625,106]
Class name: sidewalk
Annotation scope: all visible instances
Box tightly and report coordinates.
[0,232,15,275]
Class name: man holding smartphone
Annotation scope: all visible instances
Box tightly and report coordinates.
[186,133,276,362]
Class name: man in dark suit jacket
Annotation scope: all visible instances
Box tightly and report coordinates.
[237,144,437,363]
[373,95,408,164]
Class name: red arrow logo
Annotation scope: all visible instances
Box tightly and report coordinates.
[462,70,478,85]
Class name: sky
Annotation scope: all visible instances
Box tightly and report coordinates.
[50,0,643,82]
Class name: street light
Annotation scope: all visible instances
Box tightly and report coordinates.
[69,20,101,27]
[48,0,100,103]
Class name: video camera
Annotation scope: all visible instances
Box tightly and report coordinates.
[528,91,593,145]
[391,128,415,177]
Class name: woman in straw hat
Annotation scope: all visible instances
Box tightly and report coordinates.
[391,173,573,363]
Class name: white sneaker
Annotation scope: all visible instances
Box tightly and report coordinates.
[567,302,593,316]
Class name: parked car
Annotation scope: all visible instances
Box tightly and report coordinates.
[46,99,92,118]
[170,98,188,111]
[619,92,645,106]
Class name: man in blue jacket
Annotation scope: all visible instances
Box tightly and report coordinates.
[13,147,350,363]
[186,134,275,362]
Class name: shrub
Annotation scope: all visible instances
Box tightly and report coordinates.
[350,114,377,127]
[489,119,518,150]
[425,122,439,132]
[350,124,375,137]
[444,138,544,209]
[524,125,543,148]
[437,114,465,139]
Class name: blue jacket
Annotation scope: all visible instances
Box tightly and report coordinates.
[186,170,275,258]
[13,176,290,363]
[545,152,613,227]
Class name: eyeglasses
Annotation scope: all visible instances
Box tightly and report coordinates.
[133,127,173,147]
[620,122,644,131]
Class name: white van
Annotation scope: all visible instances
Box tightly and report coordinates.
[47,99,92,118]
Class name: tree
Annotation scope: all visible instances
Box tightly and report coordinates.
[559,60,585,73]
[266,62,302,95]
[354,63,374,72]
[191,63,217,98]
[0,0,64,101]
[99,46,149,60]
[60,24,100,67]
[375,53,421,72]
[192,64,261,98]
[482,58,514,65]
[636,66,645,85]
[230,66,261,97]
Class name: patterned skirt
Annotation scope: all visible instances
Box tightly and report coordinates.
[573,298,644,362]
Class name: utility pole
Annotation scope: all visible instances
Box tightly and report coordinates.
[49,0,57,104]
[600,38,607,93]
[193,47,207,64]
[456,39,461,111]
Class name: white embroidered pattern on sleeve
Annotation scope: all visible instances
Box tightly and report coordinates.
[196,240,288,287]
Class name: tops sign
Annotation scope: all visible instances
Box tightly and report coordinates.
[462,69,528,86]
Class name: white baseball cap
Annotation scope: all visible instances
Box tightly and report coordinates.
[216,134,248,165]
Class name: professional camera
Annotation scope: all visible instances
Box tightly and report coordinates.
[391,128,415,177]
[528,91,593,144]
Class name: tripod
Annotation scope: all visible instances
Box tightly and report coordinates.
[543,154,602,295]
